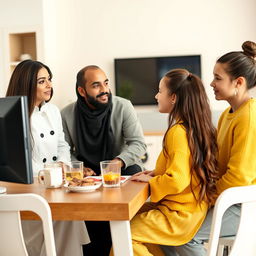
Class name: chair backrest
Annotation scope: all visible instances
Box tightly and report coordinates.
[0,193,56,256]
[207,185,256,256]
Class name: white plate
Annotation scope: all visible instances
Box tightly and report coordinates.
[64,182,102,192]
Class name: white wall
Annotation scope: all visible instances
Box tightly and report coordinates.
[0,0,43,95]
[0,29,4,96]
[1,0,256,130]
[0,0,42,27]
[48,0,256,113]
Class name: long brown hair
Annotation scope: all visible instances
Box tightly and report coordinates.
[162,69,218,205]
[6,59,53,118]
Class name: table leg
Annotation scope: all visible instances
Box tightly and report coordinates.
[110,220,133,256]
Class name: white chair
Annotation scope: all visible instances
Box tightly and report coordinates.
[0,193,56,256]
[217,236,235,256]
[207,185,256,256]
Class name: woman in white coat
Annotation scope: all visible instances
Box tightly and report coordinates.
[6,59,90,256]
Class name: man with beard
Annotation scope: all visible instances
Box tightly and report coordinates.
[61,65,146,256]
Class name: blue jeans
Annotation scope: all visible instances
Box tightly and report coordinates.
[161,204,241,256]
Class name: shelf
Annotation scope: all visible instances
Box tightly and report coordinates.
[2,26,43,94]
[9,32,37,63]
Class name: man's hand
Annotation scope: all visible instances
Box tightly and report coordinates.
[112,158,124,168]
[83,167,96,177]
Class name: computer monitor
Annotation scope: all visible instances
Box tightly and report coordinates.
[0,96,33,193]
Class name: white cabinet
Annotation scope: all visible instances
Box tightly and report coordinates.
[143,133,163,170]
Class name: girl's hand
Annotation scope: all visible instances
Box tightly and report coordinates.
[130,173,153,183]
[132,170,154,178]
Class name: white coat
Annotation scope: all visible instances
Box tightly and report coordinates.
[31,102,70,176]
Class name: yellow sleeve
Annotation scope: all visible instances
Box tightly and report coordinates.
[217,109,256,194]
[149,125,191,202]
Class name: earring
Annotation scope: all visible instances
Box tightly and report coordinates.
[234,88,238,96]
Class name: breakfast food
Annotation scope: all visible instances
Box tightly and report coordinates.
[103,172,120,185]
[68,177,97,187]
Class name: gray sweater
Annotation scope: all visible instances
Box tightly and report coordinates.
[61,96,146,170]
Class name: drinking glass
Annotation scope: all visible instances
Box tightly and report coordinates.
[100,160,121,187]
[64,161,83,181]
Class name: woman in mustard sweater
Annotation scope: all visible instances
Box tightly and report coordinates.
[164,41,256,256]
[130,69,218,256]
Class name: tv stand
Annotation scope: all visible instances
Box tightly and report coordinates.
[0,187,7,194]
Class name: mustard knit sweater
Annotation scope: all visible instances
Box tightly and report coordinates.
[216,98,256,195]
[150,124,207,212]
[135,124,209,245]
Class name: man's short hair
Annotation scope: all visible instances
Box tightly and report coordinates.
[76,65,100,88]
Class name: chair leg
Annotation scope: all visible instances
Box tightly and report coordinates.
[227,245,232,255]
[217,244,224,256]
[217,245,231,256]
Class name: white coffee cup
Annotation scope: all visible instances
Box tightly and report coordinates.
[38,163,63,188]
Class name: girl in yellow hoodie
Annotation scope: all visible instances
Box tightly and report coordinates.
[130,69,218,256]
[165,41,256,256]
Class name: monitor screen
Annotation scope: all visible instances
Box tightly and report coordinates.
[0,96,33,187]
[114,55,201,105]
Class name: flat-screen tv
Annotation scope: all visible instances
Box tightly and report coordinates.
[0,96,33,193]
[114,55,201,105]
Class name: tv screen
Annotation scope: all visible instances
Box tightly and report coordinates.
[0,96,33,191]
[114,55,201,105]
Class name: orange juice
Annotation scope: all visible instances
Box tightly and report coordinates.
[100,160,121,187]
[103,172,120,185]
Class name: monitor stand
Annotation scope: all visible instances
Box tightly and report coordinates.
[0,187,7,193]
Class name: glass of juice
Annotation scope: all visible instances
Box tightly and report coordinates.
[100,160,121,187]
[64,161,83,181]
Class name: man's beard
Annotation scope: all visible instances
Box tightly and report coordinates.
[86,91,112,110]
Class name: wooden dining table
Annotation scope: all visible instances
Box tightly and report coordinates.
[0,178,149,256]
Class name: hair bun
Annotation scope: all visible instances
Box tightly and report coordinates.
[242,41,256,59]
